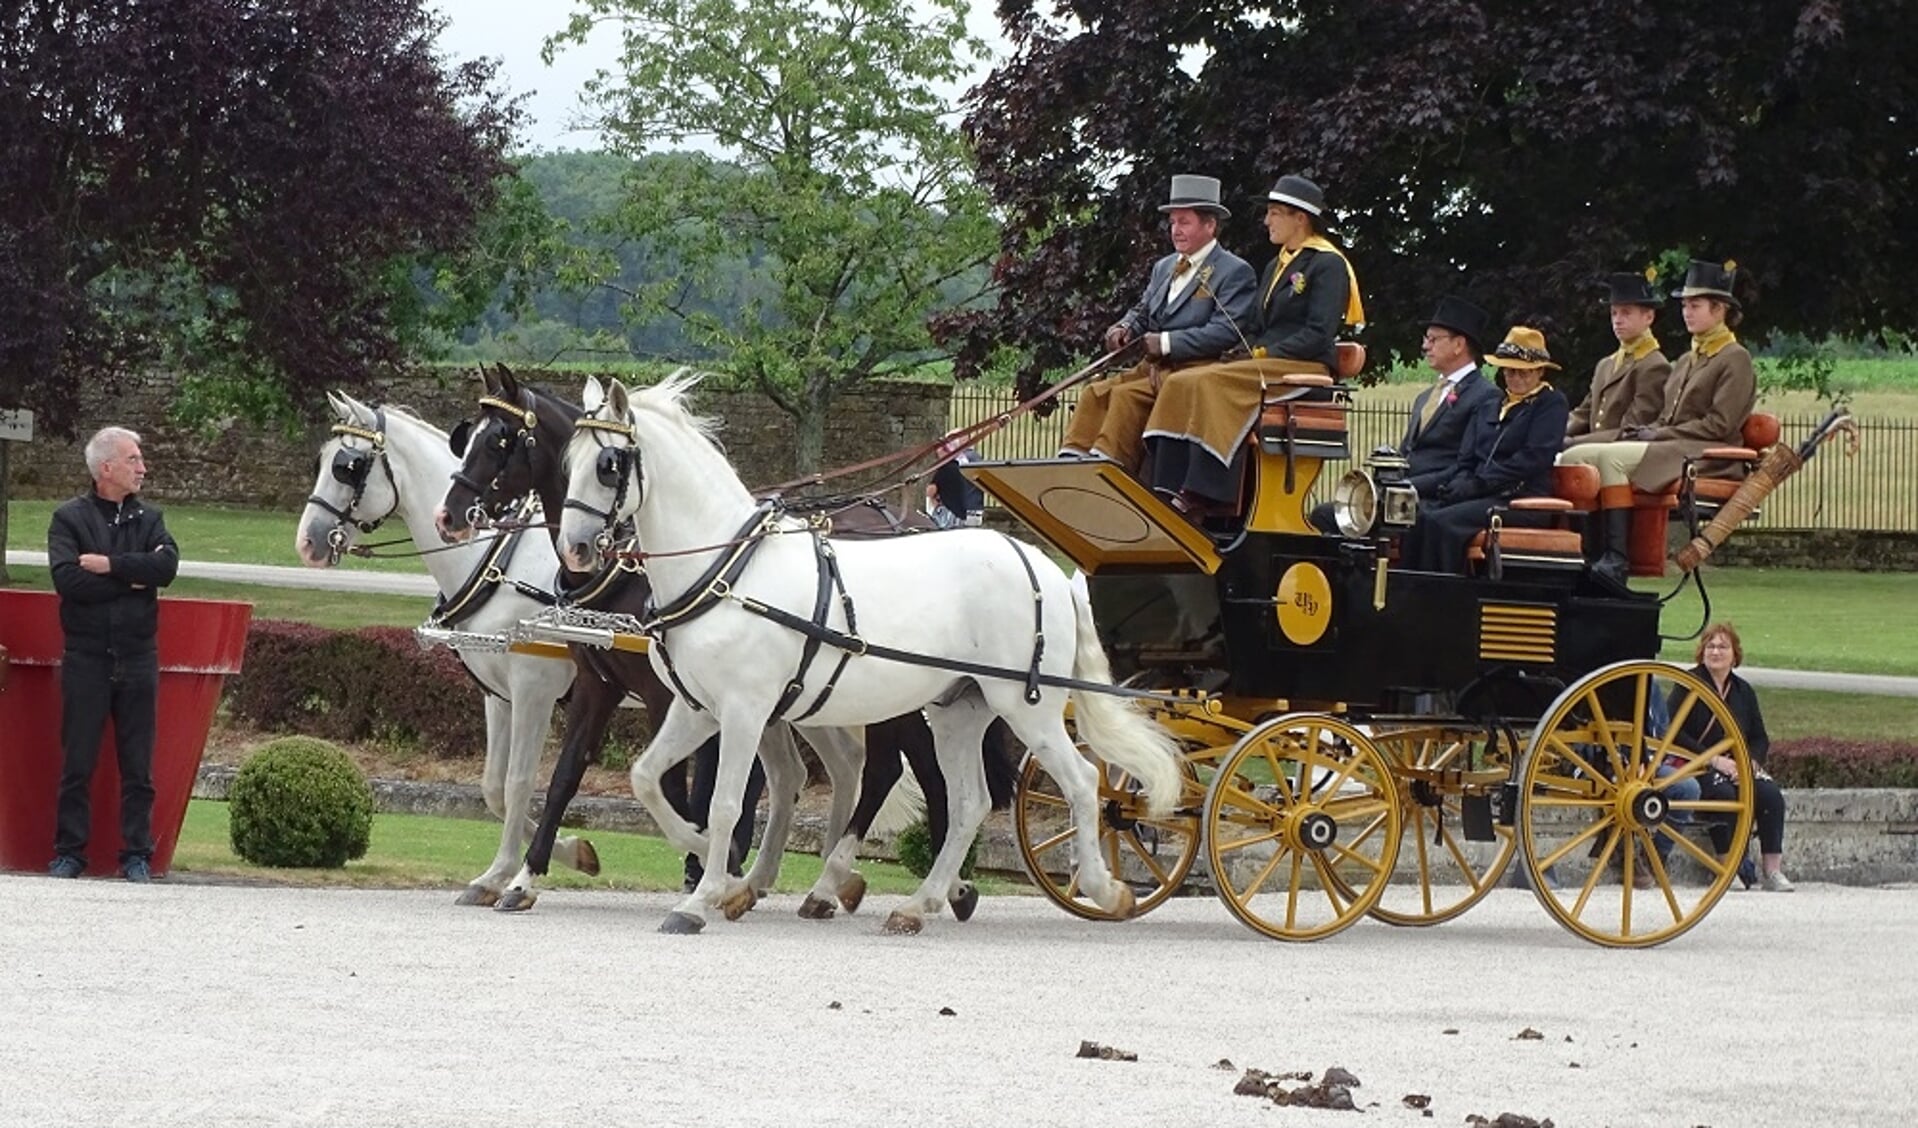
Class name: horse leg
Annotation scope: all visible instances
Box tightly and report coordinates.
[458,693,515,906]
[739,727,796,899]
[665,704,776,934]
[473,667,564,908]
[631,703,721,865]
[996,692,1131,917]
[498,656,621,912]
[795,725,874,919]
[883,699,992,936]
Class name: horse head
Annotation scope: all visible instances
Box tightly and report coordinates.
[296,390,401,567]
[438,363,567,544]
[557,375,643,573]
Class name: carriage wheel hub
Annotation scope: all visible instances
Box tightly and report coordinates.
[1103,798,1138,833]
[1296,811,1338,850]
[1625,785,1668,829]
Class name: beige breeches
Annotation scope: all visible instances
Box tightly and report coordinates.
[1556,441,1650,489]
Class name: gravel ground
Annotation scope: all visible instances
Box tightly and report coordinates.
[4,875,1914,1128]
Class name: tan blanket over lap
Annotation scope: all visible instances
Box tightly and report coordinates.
[1142,357,1330,465]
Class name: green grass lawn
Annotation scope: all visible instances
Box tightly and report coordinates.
[6,499,428,574]
[1647,567,1918,676]
[174,799,1022,895]
[2,564,427,629]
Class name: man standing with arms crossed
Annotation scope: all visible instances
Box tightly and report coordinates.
[46,426,178,882]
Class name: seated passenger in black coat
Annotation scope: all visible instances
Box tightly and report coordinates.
[1401,326,1571,573]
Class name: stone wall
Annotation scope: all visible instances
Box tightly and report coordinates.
[1700,528,1918,572]
[7,370,953,510]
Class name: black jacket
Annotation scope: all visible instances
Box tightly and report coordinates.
[1668,666,1771,766]
[1402,369,1500,495]
[47,492,180,656]
[1433,386,1572,502]
[1248,246,1351,370]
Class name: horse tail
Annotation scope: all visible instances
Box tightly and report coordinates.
[1065,577,1183,818]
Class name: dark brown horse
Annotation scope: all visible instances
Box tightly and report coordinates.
[435,365,1014,916]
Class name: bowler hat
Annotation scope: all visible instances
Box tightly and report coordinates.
[1421,295,1493,353]
[1487,325,1561,371]
[1601,270,1661,307]
[1266,175,1326,217]
[1672,259,1741,309]
[1159,174,1230,219]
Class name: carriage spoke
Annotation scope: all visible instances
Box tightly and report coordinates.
[1284,851,1304,930]
[1569,827,1620,918]
[1326,838,1385,880]
[1538,817,1609,873]
[1120,830,1174,887]
[1633,828,1683,922]
[1030,826,1075,860]
[1580,689,1628,783]
[1538,737,1617,796]
[1309,851,1349,916]
[1023,788,1072,813]
[1664,823,1732,875]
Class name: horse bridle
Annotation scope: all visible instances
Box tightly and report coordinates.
[448,394,540,530]
[563,412,644,559]
[306,409,401,564]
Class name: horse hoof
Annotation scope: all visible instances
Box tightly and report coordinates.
[659,911,706,935]
[455,885,500,908]
[951,882,980,923]
[837,873,868,915]
[1107,884,1138,920]
[496,888,538,913]
[797,894,837,920]
[720,887,758,921]
[574,839,601,877]
[881,910,924,936]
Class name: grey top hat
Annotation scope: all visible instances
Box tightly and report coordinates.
[1159,174,1230,219]
[1266,174,1326,216]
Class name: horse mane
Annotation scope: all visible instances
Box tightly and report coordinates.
[374,402,450,442]
[630,367,724,448]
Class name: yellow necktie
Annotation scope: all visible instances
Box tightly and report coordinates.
[1171,255,1192,280]
[1418,376,1449,431]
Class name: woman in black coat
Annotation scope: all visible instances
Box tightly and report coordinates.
[1667,621,1793,891]
[1401,326,1571,573]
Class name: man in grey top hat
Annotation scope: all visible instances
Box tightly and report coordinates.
[1059,174,1256,473]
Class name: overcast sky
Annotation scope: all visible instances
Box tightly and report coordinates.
[429,0,1010,154]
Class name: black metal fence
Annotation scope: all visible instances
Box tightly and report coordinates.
[947,384,1915,532]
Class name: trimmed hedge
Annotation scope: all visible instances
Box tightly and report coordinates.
[229,736,374,868]
[1770,739,1918,789]
[222,619,655,760]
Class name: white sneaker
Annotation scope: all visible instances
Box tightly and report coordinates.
[1760,869,1796,893]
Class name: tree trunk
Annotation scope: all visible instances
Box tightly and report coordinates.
[790,378,833,477]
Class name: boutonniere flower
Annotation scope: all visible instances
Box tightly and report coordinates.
[1289,271,1307,294]
[1444,390,1458,405]
[1198,263,1215,285]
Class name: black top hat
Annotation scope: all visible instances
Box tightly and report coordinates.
[1600,270,1662,307]
[1159,174,1230,218]
[1421,295,1493,353]
[1671,259,1741,309]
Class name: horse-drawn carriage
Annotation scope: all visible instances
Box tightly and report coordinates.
[964,365,1854,947]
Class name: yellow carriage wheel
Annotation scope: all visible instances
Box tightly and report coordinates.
[1360,728,1517,927]
[1012,739,1205,921]
[1202,714,1401,942]
[1519,661,1754,948]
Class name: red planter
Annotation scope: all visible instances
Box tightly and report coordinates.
[0,589,251,876]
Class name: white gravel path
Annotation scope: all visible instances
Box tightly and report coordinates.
[4,875,1913,1128]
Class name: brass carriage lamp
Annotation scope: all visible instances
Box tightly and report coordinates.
[1332,448,1418,537]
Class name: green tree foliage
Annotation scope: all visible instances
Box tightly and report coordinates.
[0,0,526,437]
[941,1,1918,400]
[549,0,999,470]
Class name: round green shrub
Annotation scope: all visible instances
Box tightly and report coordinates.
[229,736,375,868]
[893,816,978,880]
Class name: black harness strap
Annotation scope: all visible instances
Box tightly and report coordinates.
[433,496,556,627]
[650,632,707,713]
[1005,534,1047,706]
[781,534,859,723]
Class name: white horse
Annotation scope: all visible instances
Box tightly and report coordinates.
[555,374,1185,935]
[294,393,814,908]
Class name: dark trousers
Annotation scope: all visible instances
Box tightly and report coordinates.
[56,649,159,863]
[1147,436,1244,505]
[1700,772,1788,856]
[684,738,768,882]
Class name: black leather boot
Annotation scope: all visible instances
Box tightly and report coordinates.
[1591,508,1632,592]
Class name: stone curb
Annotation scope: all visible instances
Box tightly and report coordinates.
[193,765,1918,886]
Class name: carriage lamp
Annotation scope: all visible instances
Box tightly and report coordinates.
[1333,449,1419,537]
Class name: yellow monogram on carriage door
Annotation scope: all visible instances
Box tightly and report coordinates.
[1275,563,1333,646]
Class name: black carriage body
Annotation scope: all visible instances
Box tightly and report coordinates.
[1216,533,1659,713]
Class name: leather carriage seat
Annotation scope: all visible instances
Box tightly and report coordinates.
[1464,465,1593,567]
[1335,341,1367,380]
[1690,412,1782,505]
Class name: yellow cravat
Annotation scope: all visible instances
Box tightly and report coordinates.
[1417,375,1449,431]
[1171,255,1193,280]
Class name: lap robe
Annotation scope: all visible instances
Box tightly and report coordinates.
[1142,357,1330,467]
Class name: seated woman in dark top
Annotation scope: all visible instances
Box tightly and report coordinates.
[1399,326,1570,573]
[1666,620,1793,891]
